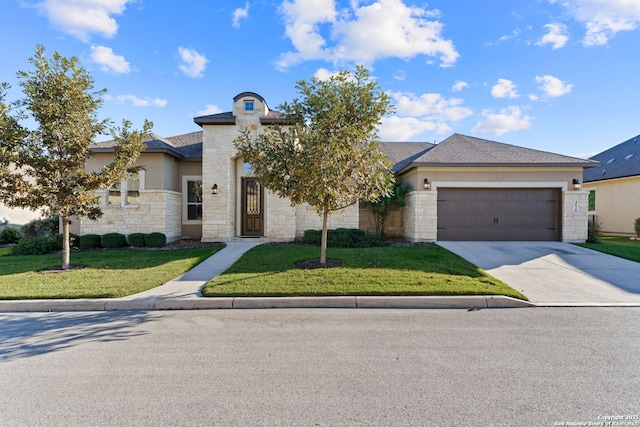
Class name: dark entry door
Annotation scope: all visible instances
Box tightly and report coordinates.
[241,177,264,236]
[437,188,561,241]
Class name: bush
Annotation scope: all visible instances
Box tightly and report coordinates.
[127,233,146,247]
[302,229,321,245]
[0,227,23,245]
[328,228,366,248]
[102,233,127,248]
[21,215,60,239]
[635,218,640,238]
[53,233,80,250]
[587,220,602,243]
[79,234,102,250]
[145,232,166,248]
[11,237,57,256]
[364,234,386,247]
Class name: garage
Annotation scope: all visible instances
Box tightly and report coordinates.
[437,188,561,241]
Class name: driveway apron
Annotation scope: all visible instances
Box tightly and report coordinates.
[438,241,640,305]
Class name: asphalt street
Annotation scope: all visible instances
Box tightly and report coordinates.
[1,308,639,426]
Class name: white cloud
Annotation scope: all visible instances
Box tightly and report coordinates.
[197,104,222,116]
[491,79,519,99]
[535,75,574,97]
[232,2,250,28]
[31,0,133,41]
[558,0,640,46]
[114,95,168,108]
[178,47,208,78]
[536,23,569,49]
[90,45,130,74]
[471,106,532,136]
[389,91,473,122]
[313,68,340,81]
[277,0,458,70]
[452,81,468,92]
[379,116,450,141]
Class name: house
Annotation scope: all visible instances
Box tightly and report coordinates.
[75,92,598,243]
[583,134,640,235]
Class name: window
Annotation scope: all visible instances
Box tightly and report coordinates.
[588,190,596,211]
[244,100,254,111]
[183,176,203,223]
[107,174,142,206]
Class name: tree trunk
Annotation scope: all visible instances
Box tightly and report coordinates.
[61,215,70,270]
[320,208,328,265]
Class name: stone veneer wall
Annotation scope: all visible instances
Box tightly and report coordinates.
[294,204,359,239]
[264,191,297,240]
[562,190,589,242]
[80,190,182,242]
[403,191,438,242]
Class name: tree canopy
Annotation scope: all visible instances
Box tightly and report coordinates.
[235,66,395,263]
[0,45,151,269]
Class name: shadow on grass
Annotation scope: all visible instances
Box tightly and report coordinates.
[0,248,220,277]
[0,311,162,361]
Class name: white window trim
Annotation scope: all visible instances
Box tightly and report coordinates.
[182,175,203,224]
[106,170,145,207]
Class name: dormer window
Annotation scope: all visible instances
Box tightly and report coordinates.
[244,100,254,111]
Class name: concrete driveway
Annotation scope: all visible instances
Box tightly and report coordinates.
[438,241,640,305]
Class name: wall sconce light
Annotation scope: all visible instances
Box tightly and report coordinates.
[211,184,218,195]
[572,179,581,190]
[423,178,431,190]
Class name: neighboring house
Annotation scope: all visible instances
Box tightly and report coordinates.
[583,134,640,235]
[75,92,598,243]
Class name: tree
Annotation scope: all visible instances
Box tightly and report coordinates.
[234,66,394,264]
[362,181,412,235]
[0,45,151,269]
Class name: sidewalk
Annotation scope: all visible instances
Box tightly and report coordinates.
[0,241,533,312]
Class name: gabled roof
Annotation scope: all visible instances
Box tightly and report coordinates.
[583,134,640,182]
[91,131,203,160]
[395,133,598,174]
[379,142,434,173]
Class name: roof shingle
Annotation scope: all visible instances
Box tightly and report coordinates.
[583,134,640,182]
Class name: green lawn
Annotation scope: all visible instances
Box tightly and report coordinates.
[0,247,11,256]
[577,236,640,263]
[0,247,221,299]
[202,244,527,300]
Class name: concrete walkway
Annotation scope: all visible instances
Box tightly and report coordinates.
[438,241,640,306]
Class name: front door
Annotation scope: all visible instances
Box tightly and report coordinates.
[241,177,264,236]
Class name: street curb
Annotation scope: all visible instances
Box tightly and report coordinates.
[0,295,535,312]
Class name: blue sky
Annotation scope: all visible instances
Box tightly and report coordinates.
[1,0,639,157]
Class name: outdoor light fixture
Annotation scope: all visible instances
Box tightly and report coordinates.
[212,184,218,195]
[423,178,431,190]
[572,179,581,190]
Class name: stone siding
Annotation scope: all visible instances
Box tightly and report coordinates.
[562,190,589,242]
[294,204,359,239]
[80,190,182,242]
[403,191,437,242]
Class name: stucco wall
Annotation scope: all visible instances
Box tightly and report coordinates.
[583,176,640,235]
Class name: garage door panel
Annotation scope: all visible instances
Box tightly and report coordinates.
[437,188,561,241]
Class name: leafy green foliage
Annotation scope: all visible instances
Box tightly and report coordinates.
[235,66,394,263]
[102,232,126,248]
[21,215,60,239]
[55,233,79,249]
[127,233,146,247]
[145,232,166,248]
[0,45,151,269]
[362,181,412,235]
[79,234,101,250]
[587,220,602,243]
[0,227,23,244]
[11,236,57,255]
[303,228,385,247]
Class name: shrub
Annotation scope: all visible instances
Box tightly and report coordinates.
[302,229,321,245]
[635,218,640,238]
[145,232,166,248]
[21,215,60,239]
[11,237,57,256]
[0,227,23,245]
[53,233,80,250]
[328,228,366,248]
[79,234,102,250]
[587,220,602,243]
[102,233,127,248]
[127,233,146,247]
[364,234,386,247]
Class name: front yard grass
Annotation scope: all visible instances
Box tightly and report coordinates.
[201,244,527,300]
[577,236,640,263]
[0,247,221,299]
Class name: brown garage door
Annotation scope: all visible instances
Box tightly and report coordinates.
[437,188,561,241]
